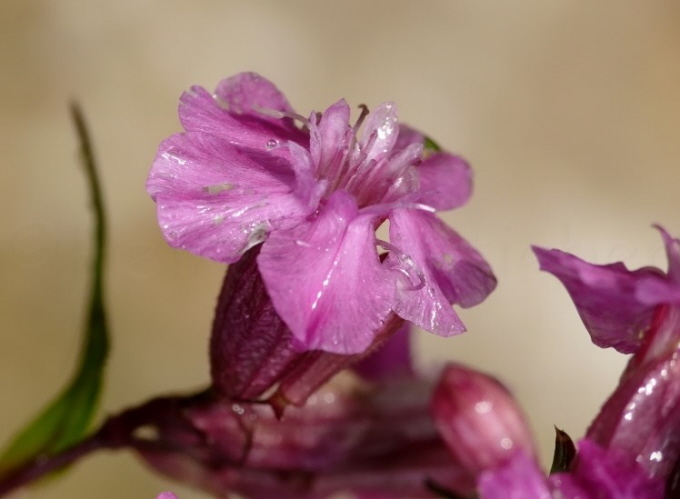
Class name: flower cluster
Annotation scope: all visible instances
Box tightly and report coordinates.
[418,228,680,498]
[144,74,680,498]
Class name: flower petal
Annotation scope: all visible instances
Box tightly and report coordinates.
[352,321,413,382]
[310,99,352,173]
[655,224,680,283]
[147,132,315,263]
[214,72,295,121]
[360,102,399,163]
[394,124,424,151]
[477,452,552,499]
[257,190,393,354]
[586,305,680,480]
[532,246,664,353]
[416,153,472,211]
[178,83,306,156]
[388,209,496,336]
[567,440,665,498]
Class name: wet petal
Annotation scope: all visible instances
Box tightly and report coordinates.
[655,224,680,283]
[416,153,472,211]
[147,132,315,263]
[178,84,305,156]
[394,124,424,151]
[360,102,399,163]
[587,306,680,481]
[388,209,496,336]
[310,99,352,172]
[533,246,664,353]
[567,440,665,498]
[214,72,295,121]
[258,190,393,354]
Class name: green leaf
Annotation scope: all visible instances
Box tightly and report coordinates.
[0,103,109,471]
[549,426,576,474]
[424,135,442,153]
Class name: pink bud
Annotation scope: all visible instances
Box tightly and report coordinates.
[431,363,537,477]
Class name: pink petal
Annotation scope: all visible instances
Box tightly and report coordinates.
[394,124,425,151]
[257,190,393,354]
[416,153,472,211]
[310,99,352,172]
[655,224,680,283]
[272,314,405,409]
[178,85,306,156]
[388,209,497,336]
[360,102,399,163]
[352,321,414,382]
[568,440,665,498]
[586,305,680,480]
[477,452,551,499]
[147,132,315,263]
[214,72,295,121]
[533,246,664,353]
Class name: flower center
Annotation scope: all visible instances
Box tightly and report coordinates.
[259,104,421,208]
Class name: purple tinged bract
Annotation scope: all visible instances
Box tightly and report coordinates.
[147,72,496,354]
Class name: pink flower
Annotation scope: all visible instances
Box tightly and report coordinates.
[147,72,495,354]
[532,226,680,353]
[430,363,666,498]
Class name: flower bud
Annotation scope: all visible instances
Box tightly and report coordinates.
[431,363,537,477]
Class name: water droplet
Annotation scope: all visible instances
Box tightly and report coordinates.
[266,139,279,150]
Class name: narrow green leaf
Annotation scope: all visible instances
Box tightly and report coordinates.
[0,103,109,471]
[550,426,576,474]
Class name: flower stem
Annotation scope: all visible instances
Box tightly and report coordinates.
[0,395,180,498]
[0,429,105,497]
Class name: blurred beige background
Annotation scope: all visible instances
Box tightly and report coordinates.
[1,1,679,497]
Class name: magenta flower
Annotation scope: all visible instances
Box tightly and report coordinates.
[532,226,679,353]
[430,363,666,498]
[147,72,495,354]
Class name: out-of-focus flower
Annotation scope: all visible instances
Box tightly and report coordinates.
[431,363,537,478]
[129,374,473,499]
[525,227,680,498]
[156,493,180,499]
[147,72,495,354]
[532,226,680,353]
[430,362,667,498]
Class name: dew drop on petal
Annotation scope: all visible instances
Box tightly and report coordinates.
[266,139,279,150]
